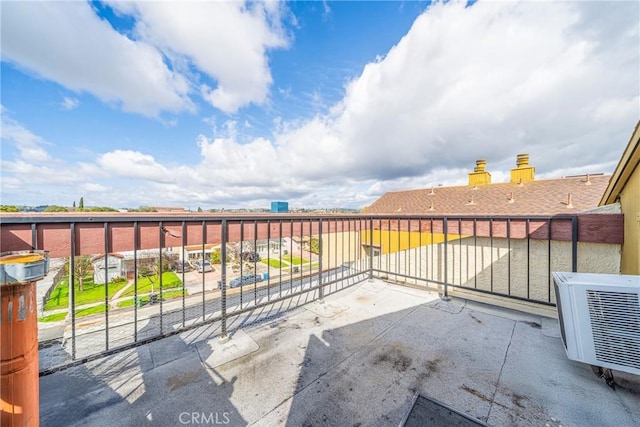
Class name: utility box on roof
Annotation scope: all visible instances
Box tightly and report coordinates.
[271,201,289,213]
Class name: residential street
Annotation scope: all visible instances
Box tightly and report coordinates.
[39,265,358,372]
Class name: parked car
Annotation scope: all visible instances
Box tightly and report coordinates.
[229,274,263,288]
[195,260,213,273]
[174,260,191,272]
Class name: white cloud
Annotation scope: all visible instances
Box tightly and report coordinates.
[0,111,93,203]
[267,0,637,205]
[322,1,331,19]
[96,150,173,183]
[1,1,290,116]
[61,97,79,111]
[1,0,638,209]
[186,2,640,206]
[1,112,52,163]
[195,135,281,186]
[272,0,639,186]
[107,1,289,114]
[1,1,193,117]
[81,183,108,192]
[0,159,78,185]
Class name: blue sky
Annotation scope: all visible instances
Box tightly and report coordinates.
[1,0,638,210]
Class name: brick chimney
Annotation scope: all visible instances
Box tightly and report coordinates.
[468,159,491,186]
[510,153,535,184]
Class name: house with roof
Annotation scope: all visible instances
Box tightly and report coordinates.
[361,154,622,307]
[92,249,163,282]
[363,154,611,254]
[180,243,221,263]
[364,154,610,217]
[92,253,125,283]
[600,121,640,275]
[150,206,187,213]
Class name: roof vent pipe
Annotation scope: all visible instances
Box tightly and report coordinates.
[511,153,535,184]
[469,159,491,186]
[516,153,529,168]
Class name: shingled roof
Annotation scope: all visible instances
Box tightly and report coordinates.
[363,174,611,216]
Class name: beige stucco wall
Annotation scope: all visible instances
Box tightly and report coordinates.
[318,231,363,269]
[620,164,640,274]
[310,231,621,314]
[369,237,620,306]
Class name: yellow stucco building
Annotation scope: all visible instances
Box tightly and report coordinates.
[600,121,640,275]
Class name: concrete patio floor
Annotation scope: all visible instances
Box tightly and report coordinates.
[40,279,640,426]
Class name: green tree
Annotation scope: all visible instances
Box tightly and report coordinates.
[0,205,19,212]
[131,206,157,212]
[139,253,173,294]
[146,261,161,294]
[65,256,93,292]
[211,249,221,265]
[44,205,68,212]
[73,201,76,209]
[309,237,320,255]
[79,197,84,210]
[197,207,203,212]
[85,206,118,212]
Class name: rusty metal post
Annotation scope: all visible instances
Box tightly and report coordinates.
[1,251,47,427]
[1,280,39,426]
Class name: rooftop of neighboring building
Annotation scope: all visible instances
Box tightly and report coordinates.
[601,120,640,206]
[364,154,611,216]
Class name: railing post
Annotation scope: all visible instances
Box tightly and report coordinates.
[571,215,578,273]
[368,217,373,281]
[104,222,109,351]
[31,223,37,250]
[220,219,229,342]
[201,220,207,319]
[318,218,324,302]
[442,217,450,301]
[69,223,77,359]
[181,221,187,327]
[158,221,164,334]
[133,221,139,342]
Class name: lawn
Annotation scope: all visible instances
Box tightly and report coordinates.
[281,255,306,265]
[299,262,320,270]
[38,312,67,322]
[121,271,182,297]
[44,276,128,310]
[75,305,107,317]
[117,289,187,308]
[262,258,282,268]
[39,304,107,323]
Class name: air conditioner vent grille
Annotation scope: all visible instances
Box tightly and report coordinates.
[586,290,640,369]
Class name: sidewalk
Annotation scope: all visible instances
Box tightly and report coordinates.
[36,258,65,314]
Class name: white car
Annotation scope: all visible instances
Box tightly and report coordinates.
[195,260,213,273]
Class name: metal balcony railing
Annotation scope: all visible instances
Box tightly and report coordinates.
[0,212,621,375]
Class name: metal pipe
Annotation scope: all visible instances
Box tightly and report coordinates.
[104,222,109,351]
[69,223,76,359]
[220,219,228,341]
[443,217,449,300]
[318,218,324,301]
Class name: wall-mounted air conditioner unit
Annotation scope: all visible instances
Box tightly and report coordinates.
[552,272,640,381]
